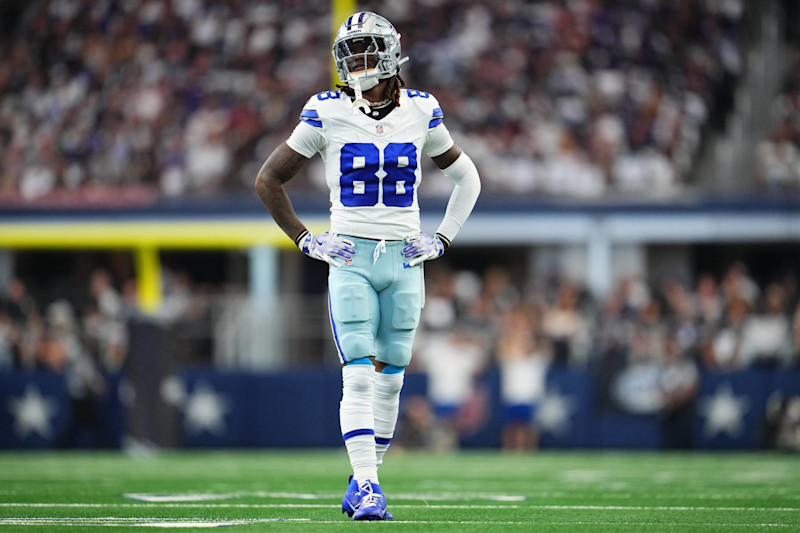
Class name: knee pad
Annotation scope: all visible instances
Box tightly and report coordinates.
[340,335,373,362]
[342,363,374,396]
[380,341,412,368]
[375,367,404,396]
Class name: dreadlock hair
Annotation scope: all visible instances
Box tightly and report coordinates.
[337,72,406,107]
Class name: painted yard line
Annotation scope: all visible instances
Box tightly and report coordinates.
[0,518,793,528]
[0,518,309,522]
[0,518,311,528]
[124,491,527,502]
[1,502,799,512]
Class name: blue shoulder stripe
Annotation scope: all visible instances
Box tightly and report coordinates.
[432,107,443,118]
[300,112,322,128]
[428,118,443,128]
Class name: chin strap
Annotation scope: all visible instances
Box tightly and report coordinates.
[351,83,371,115]
[349,60,409,114]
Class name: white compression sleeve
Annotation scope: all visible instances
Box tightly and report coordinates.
[373,371,404,467]
[340,365,378,483]
[435,153,481,245]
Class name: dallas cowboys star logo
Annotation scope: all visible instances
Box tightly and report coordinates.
[8,384,59,439]
[537,386,577,436]
[183,382,231,436]
[699,382,749,438]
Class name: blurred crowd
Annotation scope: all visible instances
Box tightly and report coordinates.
[758,59,800,190]
[406,261,800,449]
[0,266,213,375]
[0,271,128,375]
[0,0,745,203]
[0,0,331,203]
[370,0,743,198]
[3,258,799,450]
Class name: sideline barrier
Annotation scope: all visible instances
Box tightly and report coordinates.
[1,368,798,450]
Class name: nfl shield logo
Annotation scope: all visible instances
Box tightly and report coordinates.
[375,124,384,134]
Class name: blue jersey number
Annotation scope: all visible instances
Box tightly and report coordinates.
[317,91,340,100]
[340,143,417,208]
[406,89,430,98]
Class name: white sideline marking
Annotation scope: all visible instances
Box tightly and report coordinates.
[2,503,799,512]
[124,494,242,503]
[0,518,792,528]
[124,491,526,502]
[0,518,311,528]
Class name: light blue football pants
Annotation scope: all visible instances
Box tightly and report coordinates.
[327,236,424,368]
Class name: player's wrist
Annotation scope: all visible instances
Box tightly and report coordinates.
[435,233,450,251]
[294,229,310,248]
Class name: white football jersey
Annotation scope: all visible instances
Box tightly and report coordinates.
[286,89,454,240]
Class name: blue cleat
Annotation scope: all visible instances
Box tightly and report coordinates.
[352,480,393,521]
[341,475,359,517]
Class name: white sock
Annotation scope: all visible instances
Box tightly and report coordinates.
[340,364,378,483]
[373,370,404,467]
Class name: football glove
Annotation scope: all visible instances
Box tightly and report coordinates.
[296,230,355,268]
[402,232,447,268]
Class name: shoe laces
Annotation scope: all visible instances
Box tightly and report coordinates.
[358,481,381,508]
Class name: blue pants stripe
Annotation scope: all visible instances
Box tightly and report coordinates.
[328,292,346,364]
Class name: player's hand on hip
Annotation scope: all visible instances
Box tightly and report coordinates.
[402,232,445,268]
[297,231,355,268]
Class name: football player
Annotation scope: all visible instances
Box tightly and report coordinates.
[255,12,481,520]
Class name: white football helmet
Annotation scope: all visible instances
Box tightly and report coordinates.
[332,12,408,92]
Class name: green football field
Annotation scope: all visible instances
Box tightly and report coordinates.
[0,450,798,531]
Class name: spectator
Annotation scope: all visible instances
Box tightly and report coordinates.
[1,279,42,370]
[497,305,550,451]
[757,123,800,190]
[705,296,749,370]
[659,333,699,449]
[542,280,585,366]
[740,283,793,367]
[88,269,127,371]
[413,326,487,442]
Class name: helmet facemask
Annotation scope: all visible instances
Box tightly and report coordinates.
[335,35,387,91]
[332,12,408,113]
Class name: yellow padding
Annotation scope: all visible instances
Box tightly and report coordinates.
[0,220,328,249]
[135,246,162,314]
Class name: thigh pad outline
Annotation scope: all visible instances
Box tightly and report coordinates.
[390,291,421,330]
[331,282,371,324]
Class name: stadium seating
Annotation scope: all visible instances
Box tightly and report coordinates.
[0,0,745,202]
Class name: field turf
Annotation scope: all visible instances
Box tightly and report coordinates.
[0,450,798,531]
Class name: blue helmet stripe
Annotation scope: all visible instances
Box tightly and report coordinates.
[345,15,354,29]
[357,12,366,25]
